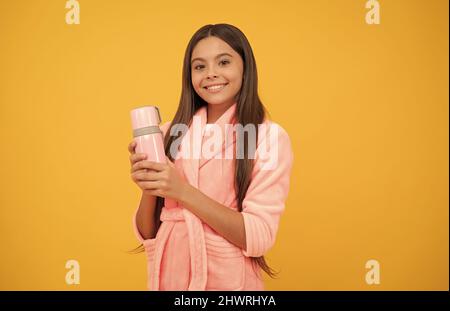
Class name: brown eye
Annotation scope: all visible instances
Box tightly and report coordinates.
[220,60,230,65]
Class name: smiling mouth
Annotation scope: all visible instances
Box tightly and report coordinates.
[203,83,229,93]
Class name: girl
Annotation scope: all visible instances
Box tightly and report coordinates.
[128,23,293,290]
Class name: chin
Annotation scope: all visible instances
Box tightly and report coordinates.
[203,98,233,106]
[205,99,226,105]
[200,91,234,105]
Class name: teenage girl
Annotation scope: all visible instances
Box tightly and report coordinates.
[128,23,293,290]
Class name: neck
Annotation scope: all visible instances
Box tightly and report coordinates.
[206,101,235,124]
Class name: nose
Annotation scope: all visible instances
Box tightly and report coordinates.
[206,68,218,79]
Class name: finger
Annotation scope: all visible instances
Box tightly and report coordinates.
[131,166,153,176]
[165,156,175,167]
[138,180,161,191]
[129,153,147,166]
[130,160,163,173]
[131,170,152,182]
[128,141,137,154]
[133,170,161,181]
[133,160,166,172]
[130,163,154,174]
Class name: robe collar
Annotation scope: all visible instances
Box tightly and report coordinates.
[179,102,237,188]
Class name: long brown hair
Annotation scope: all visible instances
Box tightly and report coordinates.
[131,23,279,279]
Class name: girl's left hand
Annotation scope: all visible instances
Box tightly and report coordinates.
[131,156,191,202]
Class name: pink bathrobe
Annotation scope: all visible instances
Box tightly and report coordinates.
[132,102,293,290]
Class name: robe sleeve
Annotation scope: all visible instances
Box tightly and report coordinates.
[241,122,294,257]
[132,121,172,244]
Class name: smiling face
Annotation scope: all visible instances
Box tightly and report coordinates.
[191,36,244,107]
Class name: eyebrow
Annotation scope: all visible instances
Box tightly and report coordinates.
[191,53,233,64]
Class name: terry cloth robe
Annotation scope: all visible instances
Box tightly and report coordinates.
[132,102,294,290]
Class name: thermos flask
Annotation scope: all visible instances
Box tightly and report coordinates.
[130,105,166,163]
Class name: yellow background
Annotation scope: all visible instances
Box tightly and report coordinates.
[0,0,448,290]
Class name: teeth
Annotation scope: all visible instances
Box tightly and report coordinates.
[206,84,226,90]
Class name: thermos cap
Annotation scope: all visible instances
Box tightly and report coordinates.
[130,105,161,130]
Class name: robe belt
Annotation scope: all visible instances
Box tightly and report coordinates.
[150,207,207,291]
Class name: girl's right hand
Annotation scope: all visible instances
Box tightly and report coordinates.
[128,141,149,192]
